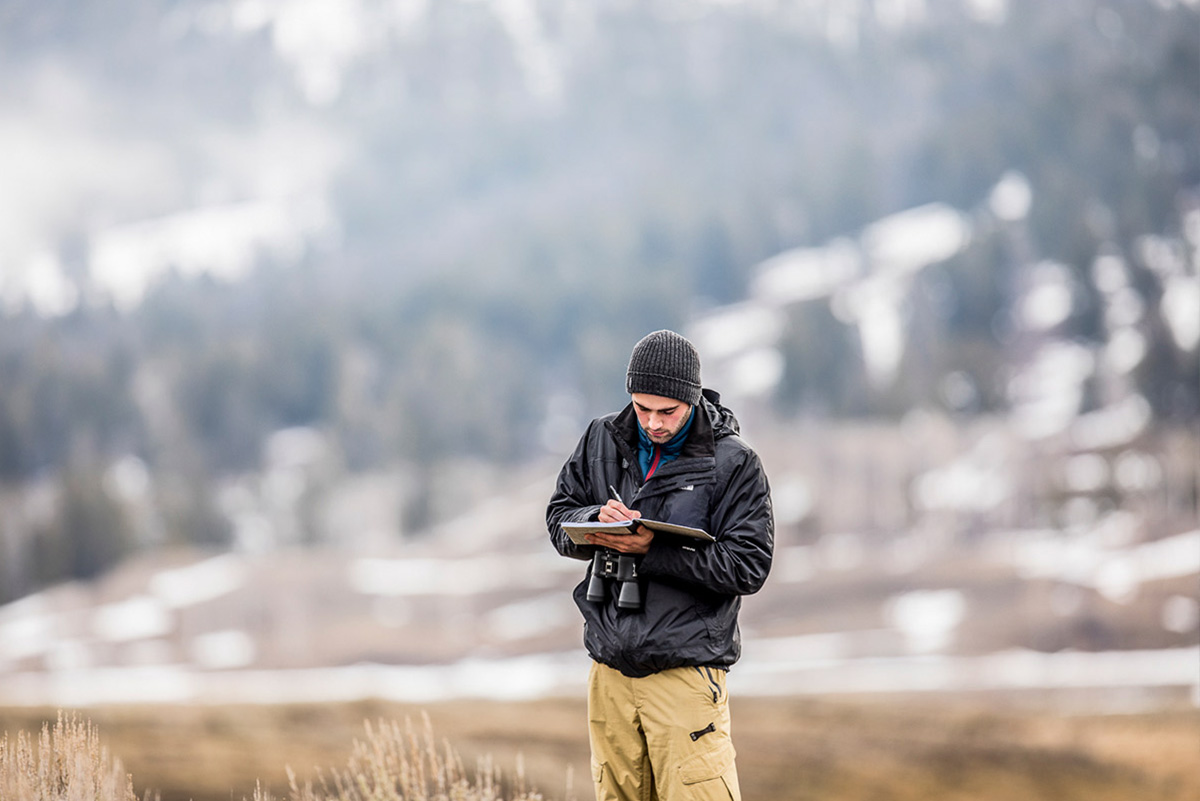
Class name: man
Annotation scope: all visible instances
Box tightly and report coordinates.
[547,329,774,801]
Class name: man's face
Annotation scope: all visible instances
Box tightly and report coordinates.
[631,393,693,445]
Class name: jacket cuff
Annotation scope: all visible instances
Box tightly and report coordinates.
[637,539,674,575]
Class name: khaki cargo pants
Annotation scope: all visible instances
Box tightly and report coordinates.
[588,661,741,801]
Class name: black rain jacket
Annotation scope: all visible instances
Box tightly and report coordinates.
[547,389,774,678]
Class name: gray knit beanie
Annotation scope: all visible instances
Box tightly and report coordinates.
[625,330,702,405]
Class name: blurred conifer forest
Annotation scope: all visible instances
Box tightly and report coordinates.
[0,0,1197,602]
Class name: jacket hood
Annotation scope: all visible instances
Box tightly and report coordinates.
[700,388,740,440]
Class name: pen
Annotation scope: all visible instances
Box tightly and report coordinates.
[608,484,623,504]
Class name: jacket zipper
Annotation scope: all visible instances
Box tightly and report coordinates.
[645,445,662,479]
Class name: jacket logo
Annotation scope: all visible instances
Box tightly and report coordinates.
[682,485,694,491]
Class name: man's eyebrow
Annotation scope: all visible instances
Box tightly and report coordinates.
[635,401,679,413]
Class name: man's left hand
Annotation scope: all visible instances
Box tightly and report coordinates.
[586,526,654,555]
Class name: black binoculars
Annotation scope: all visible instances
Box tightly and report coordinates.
[587,549,642,610]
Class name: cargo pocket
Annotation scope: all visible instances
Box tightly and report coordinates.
[679,740,740,800]
[591,759,614,801]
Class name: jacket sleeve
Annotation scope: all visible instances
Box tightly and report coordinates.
[637,445,774,596]
[546,420,605,561]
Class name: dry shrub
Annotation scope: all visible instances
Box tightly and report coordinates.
[0,711,144,801]
[258,713,543,801]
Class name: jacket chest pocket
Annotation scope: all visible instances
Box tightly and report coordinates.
[647,480,715,532]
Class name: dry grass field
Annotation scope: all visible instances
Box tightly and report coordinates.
[1,695,1198,801]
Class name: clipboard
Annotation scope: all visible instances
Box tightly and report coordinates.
[562,519,715,546]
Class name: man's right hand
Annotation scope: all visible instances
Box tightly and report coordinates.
[598,499,641,524]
